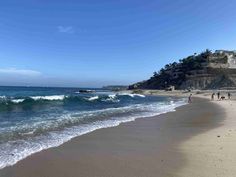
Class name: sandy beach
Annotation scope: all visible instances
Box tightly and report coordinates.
[2,0,236,176]
[1,93,235,177]
[178,96,236,176]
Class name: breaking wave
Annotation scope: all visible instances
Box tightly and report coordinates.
[0,98,187,169]
[0,87,188,170]
[0,93,146,111]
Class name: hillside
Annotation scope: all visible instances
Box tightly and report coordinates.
[129,50,236,90]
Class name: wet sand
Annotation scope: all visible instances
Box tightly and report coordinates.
[0,98,224,177]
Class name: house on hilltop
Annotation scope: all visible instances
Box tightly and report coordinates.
[208,50,236,69]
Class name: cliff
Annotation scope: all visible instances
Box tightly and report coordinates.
[129,50,236,90]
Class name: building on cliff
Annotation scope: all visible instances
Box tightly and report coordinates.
[208,50,236,69]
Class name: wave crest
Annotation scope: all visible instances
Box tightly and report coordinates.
[0,93,146,112]
[118,93,145,98]
[31,95,65,100]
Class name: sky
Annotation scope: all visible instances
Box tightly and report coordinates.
[1,0,236,87]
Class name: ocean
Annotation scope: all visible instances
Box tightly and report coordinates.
[0,86,187,169]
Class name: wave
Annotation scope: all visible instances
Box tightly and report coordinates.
[31,95,65,100]
[0,95,68,112]
[1,105,146,140]
[0,93,148,113]
[0,93,144,105]
[108,94,116,99]
[103,94,120,102]
[86,93,145,102]
[0,95,65,104]
[11,99,25,103]
[0,99,187,169]
[118,93,145,98]
[87,96,99,101]
[87,94,120,102]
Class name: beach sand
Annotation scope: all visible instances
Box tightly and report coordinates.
[1,96,233,177]
[178,98,236,177]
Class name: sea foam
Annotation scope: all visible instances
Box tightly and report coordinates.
[118,93,146,98]
[0,98,187,169]
[31,95,65,101]
[87,96,99,101]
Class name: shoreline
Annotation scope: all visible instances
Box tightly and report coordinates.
[178,98,236,176]
[0,96,187,170]
[0,96,227,177]
[120,89,236,97]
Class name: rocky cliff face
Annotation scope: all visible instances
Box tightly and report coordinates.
[129,50,236,90]
[180,69,236,89]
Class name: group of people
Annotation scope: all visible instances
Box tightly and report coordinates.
[187,92,232,103]
[211,92,231,100]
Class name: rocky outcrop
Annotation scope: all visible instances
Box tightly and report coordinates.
[181,72,236,89]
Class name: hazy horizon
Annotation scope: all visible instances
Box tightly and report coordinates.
[1,0,236,87]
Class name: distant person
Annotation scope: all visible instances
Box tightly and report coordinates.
[217,92,220,100]
[188,94,192,103]
[211,93,215,100]
[228,92,231,100]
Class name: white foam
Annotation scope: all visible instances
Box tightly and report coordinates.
[11,99,25,103]
[118,93,145,98]
[20,130,36,135]
[31,95,65,101]
[87,96,99,101]
[102,94,120,102]
[0,98,187,170]
[0,96,6,99]
[108,94,116,99]
[134,94,145,97]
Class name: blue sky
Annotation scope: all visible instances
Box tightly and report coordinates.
[1,0,236,87]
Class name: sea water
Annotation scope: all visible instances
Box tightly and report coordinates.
[0,86,187,169]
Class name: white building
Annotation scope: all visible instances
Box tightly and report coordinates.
[212,50,236,68]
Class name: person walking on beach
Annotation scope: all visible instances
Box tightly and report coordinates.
[188,94,192,103]
[217,92,220,100]
[228,92,231,100]
[211,93,215,100]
